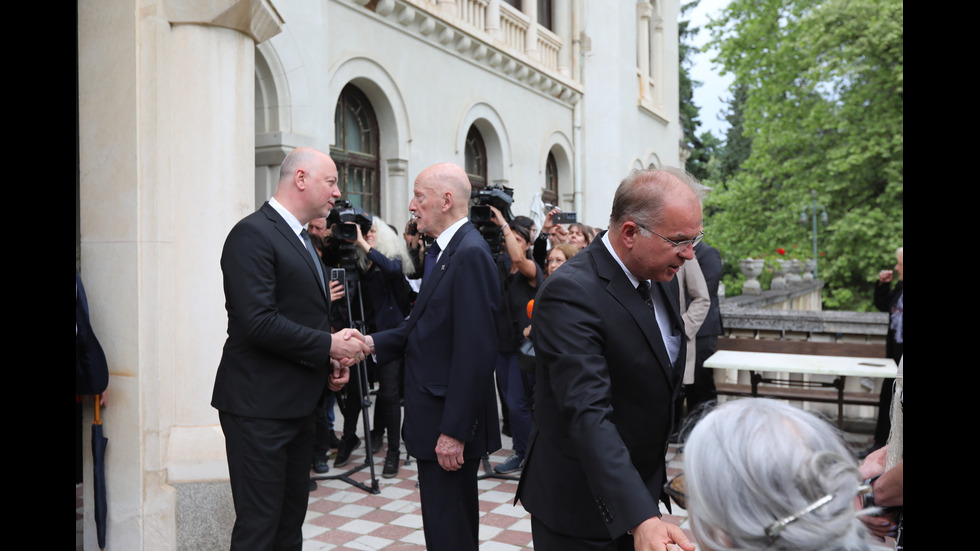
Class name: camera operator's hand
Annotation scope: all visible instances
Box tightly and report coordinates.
[354,223,371,253]
[488,205,507,227]
[542,207,561,232]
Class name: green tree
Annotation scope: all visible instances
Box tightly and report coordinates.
[679,1,714,182]
[703,0,903,310]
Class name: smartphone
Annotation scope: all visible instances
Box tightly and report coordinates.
[553,212,577,224]
[330,268,346,288]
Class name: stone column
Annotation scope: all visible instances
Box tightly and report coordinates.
[523,0,538,60]
[77,1,282,548]
[554,0,572,77]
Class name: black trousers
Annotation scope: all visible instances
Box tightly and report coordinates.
[531,516,634,551]
[416,458,481,551]
[219,411,314,551]
[371,358,403,451]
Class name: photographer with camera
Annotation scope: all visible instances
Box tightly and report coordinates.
[488,204,542,474]
[322,202,378,469]
[350,218,415,477]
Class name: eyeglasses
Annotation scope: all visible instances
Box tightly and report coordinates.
[634,222,704,251]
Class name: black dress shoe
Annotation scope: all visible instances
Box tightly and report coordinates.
[334,435,361,468]
[308,478,317,492]
[329,432,342,449]
[382,450,400,479]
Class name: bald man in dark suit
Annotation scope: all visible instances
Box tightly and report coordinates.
[212,147,371,551]
[366,162,501,551]
[517,168,702,551]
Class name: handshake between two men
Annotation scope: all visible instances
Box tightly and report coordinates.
[326,328,373,391]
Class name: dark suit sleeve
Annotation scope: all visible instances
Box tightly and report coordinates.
[221,219,332,366]
[533,273,661,536]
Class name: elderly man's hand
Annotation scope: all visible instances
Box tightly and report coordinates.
[435,434,465,471]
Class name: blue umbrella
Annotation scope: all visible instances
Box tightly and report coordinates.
[92,400,108,550]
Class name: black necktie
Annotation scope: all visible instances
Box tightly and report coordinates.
[637,280,655,310]
[300,229,326,291]
[423,241,441,282]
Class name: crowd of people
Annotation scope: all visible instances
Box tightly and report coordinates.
[210,146,903,551]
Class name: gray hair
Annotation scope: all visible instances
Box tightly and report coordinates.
[684,399,870,551]
[609,167,708,230]
[357,216,416,276]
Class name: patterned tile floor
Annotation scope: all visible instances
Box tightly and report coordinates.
[77,405,897,550]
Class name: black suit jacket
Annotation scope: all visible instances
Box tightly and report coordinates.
[517,235,686,539]
[211,202,334,419]
[372,221,501,461]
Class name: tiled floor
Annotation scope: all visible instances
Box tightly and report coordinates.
[77,407,897,550]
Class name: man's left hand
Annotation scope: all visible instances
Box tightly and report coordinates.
[435,433,465,471]
[632,517,695,551]
[328,359,349,391]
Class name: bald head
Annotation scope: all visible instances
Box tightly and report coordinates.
[273,147,340,225]
[608,167,705,282]
[610,167,706,232]
[409,162,472,238]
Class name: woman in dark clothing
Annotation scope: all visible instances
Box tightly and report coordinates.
[488,206,543,475]
[334,217,415,477]
[869,246,903,454]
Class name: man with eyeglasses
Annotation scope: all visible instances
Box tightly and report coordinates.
[517,167,703,551]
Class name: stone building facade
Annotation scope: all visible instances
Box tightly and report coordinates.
[76,1,683,548]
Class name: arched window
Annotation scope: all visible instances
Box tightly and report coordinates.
[464,125,487,190]
[543,151,558,205]
[332,84,380,213]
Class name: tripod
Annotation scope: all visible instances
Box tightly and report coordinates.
[311,268,380,495]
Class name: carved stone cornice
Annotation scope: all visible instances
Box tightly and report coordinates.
[166,0,284,44]
[341,0,582,107]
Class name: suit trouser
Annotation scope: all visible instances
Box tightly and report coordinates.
[416,457,481,551]
[496,352,532,455]
[219,411,314,551]
[531,516,635,551]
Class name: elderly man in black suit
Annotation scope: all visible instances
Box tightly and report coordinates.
[517,168,702,551]
[211,147,371,551]
[365,162,501,551]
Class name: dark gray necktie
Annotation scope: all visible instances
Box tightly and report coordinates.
[300,229,326,291]
[637,280,655,310]
[423,241,441,282]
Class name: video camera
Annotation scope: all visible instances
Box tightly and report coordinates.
[326,200,374,275]
[469,183,515,256]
